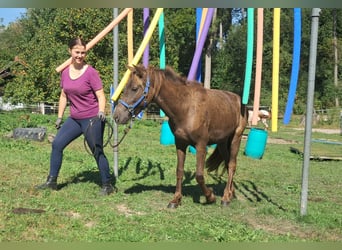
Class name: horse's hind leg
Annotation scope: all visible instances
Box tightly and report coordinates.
[221,131,244,206]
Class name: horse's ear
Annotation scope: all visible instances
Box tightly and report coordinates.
[133,64,145,79]
[127,65,136,72]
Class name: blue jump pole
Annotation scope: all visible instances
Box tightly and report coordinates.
[283,8,302,124]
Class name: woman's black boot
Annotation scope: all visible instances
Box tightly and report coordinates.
[35,176,58,190]
[99,182,115,196]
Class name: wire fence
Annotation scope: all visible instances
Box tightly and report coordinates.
[0,101,59,115]
[0,100,163,121]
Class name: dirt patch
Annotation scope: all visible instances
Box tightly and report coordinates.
[267,137,298,144]
[243,135,297,144]
[12,207,45,214]
[62,211,81,219]
[294,128,340,134]
[244,215,341,241]
[116,204,146,217]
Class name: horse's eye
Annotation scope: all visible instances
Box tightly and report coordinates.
[132,87,138,92]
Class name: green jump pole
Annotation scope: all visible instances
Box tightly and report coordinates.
[242,8,254,105]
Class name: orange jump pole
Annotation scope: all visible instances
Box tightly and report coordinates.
[127,9,134,63]
[56,8,133,73]
[252,8,264,125]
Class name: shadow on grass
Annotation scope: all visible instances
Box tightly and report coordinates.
[56,156,287,212]
[124,182,204,204]
[119,156,165,181]
[234,180,287,211]
[57,170,108,190]
[124,177,287,211]
[56,155,165,190]
[118,156,287,210]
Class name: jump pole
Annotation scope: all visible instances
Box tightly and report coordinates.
[159,11,166,117]
[112,8,164,102]
[143,8,150,68]
[56,8,132,73]
[159,12,165,70]
[271,8,281,132]
[127,9,134,63]
[195,8,207,82]
[135,8,150,120]
[158,10,174,145]
[187,8,214,81]
[252,8,264,125]
[283,8,302,124]
[242,8,254,105]
[197,8,208,45]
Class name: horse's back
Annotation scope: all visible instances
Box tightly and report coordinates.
[194,88,246,138]
[206,89,244,119]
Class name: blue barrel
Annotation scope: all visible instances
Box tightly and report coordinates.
[189,144,216,154]
[244,128,268,159]
[160,120,175,145]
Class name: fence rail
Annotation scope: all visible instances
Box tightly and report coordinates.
[0,101,161,121]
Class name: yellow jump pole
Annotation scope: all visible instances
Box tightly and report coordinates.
[56,8,133,73]
[252,8,264,125]
[111,8,163,102]
[272,8,281,132]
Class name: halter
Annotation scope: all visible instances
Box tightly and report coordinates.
[118,77,151,118]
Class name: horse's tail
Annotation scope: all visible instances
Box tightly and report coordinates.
[206,146,224,172]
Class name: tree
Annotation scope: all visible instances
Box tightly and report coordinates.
[2,8,115,104]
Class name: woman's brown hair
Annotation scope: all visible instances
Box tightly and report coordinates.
[68,37,87,49]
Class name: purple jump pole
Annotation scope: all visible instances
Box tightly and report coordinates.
[187,8,214,81]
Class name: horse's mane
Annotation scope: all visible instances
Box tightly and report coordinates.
[149,65,195,86]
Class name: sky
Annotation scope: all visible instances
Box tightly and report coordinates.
[0,8,26,26]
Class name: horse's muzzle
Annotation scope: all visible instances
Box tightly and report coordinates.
[113,106,131,124]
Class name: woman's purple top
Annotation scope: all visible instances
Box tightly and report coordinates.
[61,65,103,119]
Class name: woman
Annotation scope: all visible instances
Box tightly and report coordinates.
[36,37,115,195]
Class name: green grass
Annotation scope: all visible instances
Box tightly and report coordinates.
[0,111,341,242]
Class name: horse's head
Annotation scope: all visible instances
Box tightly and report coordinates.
[113,65,152,124]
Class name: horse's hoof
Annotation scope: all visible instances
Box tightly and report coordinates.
[206,197,216,205]
[167,202,179,209]
[221,200,230,207]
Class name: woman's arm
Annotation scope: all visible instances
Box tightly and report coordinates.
[95,88,106,113]
[57,89,67,118]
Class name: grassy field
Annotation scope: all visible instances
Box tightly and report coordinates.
[0,110,341,242]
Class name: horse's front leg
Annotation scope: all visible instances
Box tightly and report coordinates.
[167,146,186,208]
[195,145,216,204]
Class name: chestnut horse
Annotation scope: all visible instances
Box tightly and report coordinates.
[113,65,247,208]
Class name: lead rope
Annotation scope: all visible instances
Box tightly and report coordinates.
[109,118,134,148]
[84,117,134,156]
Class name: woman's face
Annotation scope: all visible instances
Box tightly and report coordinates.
[69,45,86,65]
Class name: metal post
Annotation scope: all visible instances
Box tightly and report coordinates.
[300,8,320,216]
[113,8,119,178]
